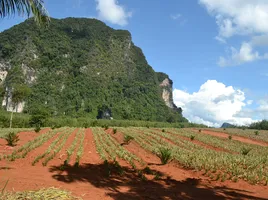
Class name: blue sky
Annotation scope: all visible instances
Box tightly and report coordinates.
[1,0,268,126]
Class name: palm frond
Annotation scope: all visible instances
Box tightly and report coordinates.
[0,0,50,26]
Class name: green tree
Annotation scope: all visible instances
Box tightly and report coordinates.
[29,106,49,128]
[0,0,50,25]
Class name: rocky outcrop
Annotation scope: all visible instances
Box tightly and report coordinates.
[159,76,182,114]
[0,62,9,83]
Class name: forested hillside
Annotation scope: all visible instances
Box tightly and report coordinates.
[0,18,186,123]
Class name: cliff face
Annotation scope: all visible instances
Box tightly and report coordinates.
[158,73,182,114]
[0,18,186,122]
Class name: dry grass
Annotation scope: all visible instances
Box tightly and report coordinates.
[0,187,80,200]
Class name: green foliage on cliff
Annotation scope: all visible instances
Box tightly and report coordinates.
[0,18,187,123]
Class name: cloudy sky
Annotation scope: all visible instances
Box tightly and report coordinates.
[1,0,268,127]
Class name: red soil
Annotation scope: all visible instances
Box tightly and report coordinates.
[49,129,79,166]
[194,129,268,147]
[0,128,50,155]
[0,128,267,200]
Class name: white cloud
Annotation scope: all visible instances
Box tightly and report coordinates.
[199,0,268,38]
[95,0,132,26]
[247,100,253,105]
[173,80,256,127]
[218,42,266,67]
[170,14,181,20]
[199,0,268,66]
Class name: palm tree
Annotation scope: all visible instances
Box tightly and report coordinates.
[0,0,50,25]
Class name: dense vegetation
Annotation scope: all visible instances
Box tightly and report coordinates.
[0,17,186,123]
[249,120,268,130]
[0,109,205,129]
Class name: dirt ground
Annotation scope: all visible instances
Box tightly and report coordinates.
[0,128,267,200]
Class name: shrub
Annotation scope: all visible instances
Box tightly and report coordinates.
[190,135,195,141]
[113,128,117,134]
[228,135,232,140]
[156,147,172,165]
[34,126,41,133]
[223,128,226,131]
[162,129,165,132]
[124,135,134,144]
[5,132,19,146]
[241,147,252,156]
[199,129,202,133]
[254,131,259,136]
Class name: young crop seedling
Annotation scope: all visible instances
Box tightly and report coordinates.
[241,147,252,156]
[156,147,172,165]
[104,125,109,130]
[124,135,134,145]
[190,135,195,141]
[5,132,19,147]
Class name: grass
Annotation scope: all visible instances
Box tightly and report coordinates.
[0,187,80,200]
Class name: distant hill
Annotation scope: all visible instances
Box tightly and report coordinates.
[0,17,187,123]
[221,122,235,128]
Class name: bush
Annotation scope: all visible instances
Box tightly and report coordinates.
[254,131,259,136]
[5,132,19,146]
[34,126,41,133]
[113,128,117,134]
[162,129,165,132]
[241,147,251,156]
[199,129,202,133]
[228,135,232,140]
[123,135,134,144]
[156,147,172,165]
